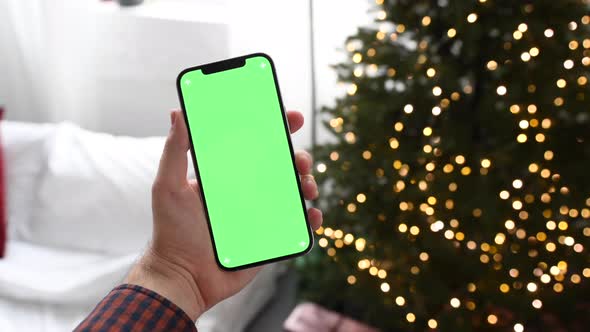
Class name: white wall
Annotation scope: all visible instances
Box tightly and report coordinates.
[0,0,46,122]
[208,0,372,147]
[0,0,371,147]
[312,0,372,144]
[0,0,229,137]
[227,0,312,147]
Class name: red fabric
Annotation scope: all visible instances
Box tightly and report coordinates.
[0,106,5,258]
[74,284,197,332]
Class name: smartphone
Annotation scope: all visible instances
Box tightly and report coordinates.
[176,53,313,270]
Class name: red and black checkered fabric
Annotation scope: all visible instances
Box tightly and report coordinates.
[74,284,197,332]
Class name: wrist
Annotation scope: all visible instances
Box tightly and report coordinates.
[125,246,206,321]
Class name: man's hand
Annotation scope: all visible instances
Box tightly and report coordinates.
[126,109,323,321]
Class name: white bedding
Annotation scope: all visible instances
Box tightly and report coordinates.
[0,241,283,332]
[0,241,134,304]
[0,121,283,331]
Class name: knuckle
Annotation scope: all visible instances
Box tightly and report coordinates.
[151,180,167,196]
[164,135,175,149]
[303,174,315,181]
[152,179,184,202]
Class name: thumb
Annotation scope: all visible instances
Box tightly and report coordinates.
[156,110,189,188]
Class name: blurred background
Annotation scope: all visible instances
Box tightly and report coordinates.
[1,0,590,331]
[0,0,370,145]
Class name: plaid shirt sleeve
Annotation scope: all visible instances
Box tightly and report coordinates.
[74,284,198,332]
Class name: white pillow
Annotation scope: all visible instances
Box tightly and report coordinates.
[29,123,166,254]
[1,121,55,241]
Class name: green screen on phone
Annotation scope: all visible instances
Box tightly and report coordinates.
[177,54,312,270]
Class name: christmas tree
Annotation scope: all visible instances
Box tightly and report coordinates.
[299,0,590,331]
